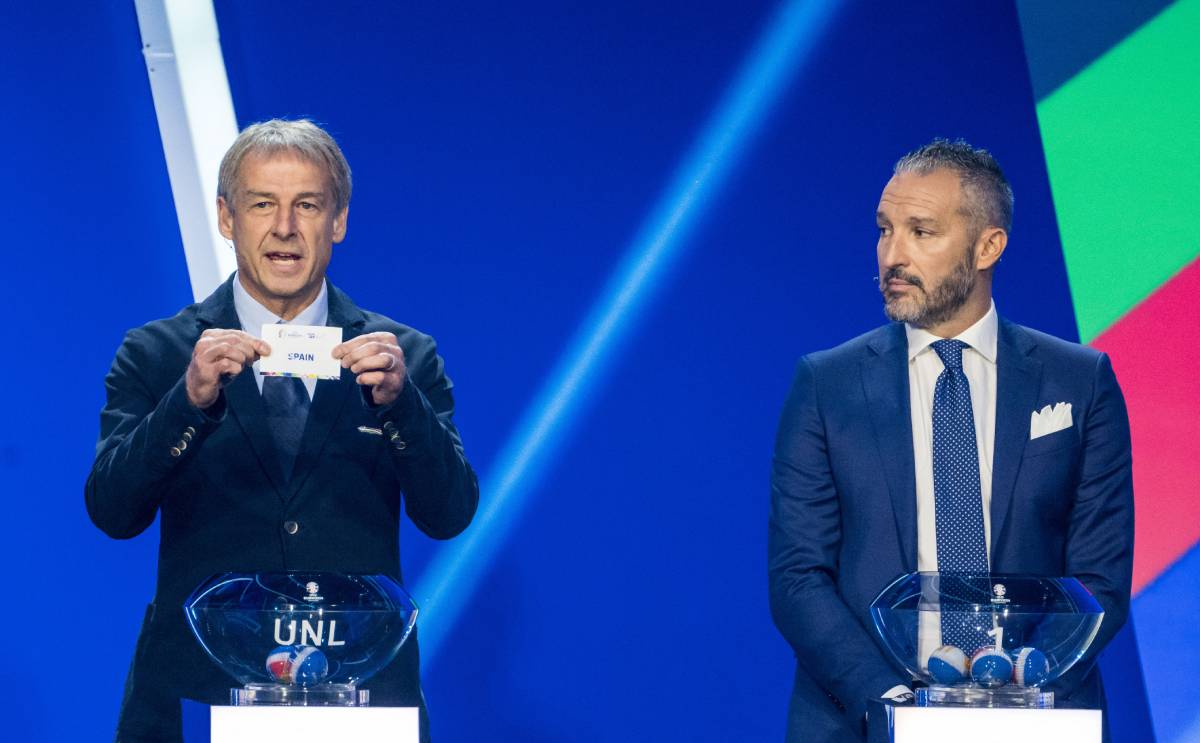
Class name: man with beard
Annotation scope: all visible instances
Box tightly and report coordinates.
[767,140,1133,742]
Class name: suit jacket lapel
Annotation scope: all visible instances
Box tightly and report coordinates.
[990,319,1042,559]
[862,323,918,571]
[285,283,369,500]
[195,276,289,497]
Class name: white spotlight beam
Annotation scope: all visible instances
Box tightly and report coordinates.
[134,0,239,302]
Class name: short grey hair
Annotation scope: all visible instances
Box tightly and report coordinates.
[218,118,352,212]
[894,138,1013,233]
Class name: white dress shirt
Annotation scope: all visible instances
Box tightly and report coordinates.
[906,300,999,667]
[231,273,329,400]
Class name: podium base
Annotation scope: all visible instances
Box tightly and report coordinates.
[917,685,1053,708]
[231,683,369,706]
[866,700,1101,743]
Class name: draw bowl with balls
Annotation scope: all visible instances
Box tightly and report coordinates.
[185,571,418,706]
[869,573,1103,708]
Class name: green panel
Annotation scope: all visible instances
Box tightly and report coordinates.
[1035,0,1200,343]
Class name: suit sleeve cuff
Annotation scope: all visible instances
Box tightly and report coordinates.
[363,378,431,456]
[152,376,225,467]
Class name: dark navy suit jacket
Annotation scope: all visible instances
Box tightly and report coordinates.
[768,318,1133,742]
[86,276,478,742]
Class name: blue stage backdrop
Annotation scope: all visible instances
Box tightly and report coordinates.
[0,1,1161,741]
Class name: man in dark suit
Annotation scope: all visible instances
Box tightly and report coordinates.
[86,119,478,742]
[768,140,1133,741]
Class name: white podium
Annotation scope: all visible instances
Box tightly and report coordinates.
[867,701,1101,743]
[190,705,419,743]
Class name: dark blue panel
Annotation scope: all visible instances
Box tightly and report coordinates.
[0,2,193,741]
[1015,0,1175,101]
[0,0,1154,740]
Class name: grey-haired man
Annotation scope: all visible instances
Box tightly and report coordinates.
[87,120,478,742]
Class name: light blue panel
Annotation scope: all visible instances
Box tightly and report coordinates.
[1135,543,1200,743]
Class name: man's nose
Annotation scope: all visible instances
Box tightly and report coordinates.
[272,206,297,238]
[878,233,909,268]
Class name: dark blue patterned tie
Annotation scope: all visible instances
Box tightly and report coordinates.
[262,373,311,483]
[931,339,990,654]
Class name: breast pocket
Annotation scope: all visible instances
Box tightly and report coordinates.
[322,415,389,473]
[1023,426,1081,459]
[1016,428,1082,525]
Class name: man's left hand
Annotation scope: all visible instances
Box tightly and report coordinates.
[333,332,406,407]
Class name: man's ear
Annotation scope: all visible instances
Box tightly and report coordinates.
[332,206,349,244]
[975,226,1007,271]
[217,196,234,240]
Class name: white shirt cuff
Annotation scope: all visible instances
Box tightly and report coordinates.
[881,684,915,702]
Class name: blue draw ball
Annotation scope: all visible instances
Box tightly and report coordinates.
[970,648,1013,688]
[289,645,329,686]
[1011,646,1050,687]
[927,645,968,684]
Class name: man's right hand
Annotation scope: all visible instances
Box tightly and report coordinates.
[186,329,272,410]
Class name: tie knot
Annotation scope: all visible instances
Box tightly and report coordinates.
[931,339,968,370]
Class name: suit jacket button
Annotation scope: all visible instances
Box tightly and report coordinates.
[283,520,299,535]
[181,431,193,443]
[393,439,407,450]
[169,446,182,457]
[185,426,196,435]
[177,440,188,452]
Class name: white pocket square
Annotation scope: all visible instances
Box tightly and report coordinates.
[1030,402,1073,440]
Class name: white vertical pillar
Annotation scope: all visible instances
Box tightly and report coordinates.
[134,0,239,302]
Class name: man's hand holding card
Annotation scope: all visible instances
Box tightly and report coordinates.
[186,329,272,410]
[333,331,408,407]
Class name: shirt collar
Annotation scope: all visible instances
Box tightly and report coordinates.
[232,273,329,334]
[905,299,998,363]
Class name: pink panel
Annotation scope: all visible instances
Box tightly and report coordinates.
[1091,257,1200,593]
